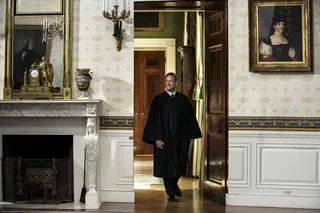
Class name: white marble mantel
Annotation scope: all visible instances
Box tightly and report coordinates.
[0,99,102,209]
[0,100,101,117]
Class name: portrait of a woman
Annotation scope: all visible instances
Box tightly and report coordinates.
[250,0,310,72]
[259,12,299,62]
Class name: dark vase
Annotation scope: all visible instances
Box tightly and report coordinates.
[75,68,92,98]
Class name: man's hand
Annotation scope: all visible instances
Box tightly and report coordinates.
[156,140,164,149]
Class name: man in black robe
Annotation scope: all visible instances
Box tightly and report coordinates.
[142,72,202,201]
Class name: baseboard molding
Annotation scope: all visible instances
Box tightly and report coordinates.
[226,194,320,209]
[100,190,134,203]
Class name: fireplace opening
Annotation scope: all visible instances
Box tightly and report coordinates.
[2,135,74,204]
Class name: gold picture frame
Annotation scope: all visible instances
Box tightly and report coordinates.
[15,0,63,15]
[134,12,164,32]
[249,0,311,72]
[4,0,72,99]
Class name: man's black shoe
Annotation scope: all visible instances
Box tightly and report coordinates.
[175,190,182,197]
[168,194,176,201]
[174,186,182,197]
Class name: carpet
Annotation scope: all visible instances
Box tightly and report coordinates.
[134,159,163,185]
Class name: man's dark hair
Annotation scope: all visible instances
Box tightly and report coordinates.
[22,39,30,49]
[165,72,177,81]
[22,39,30,45]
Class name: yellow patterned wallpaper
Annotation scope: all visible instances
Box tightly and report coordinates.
[2,0,319,118]
[0,0,134,117]
[72,0,133,116]
[228,0,320,117]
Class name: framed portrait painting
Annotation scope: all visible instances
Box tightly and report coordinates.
[134,12,164,32]
[249,0,311,72]
[13,25,50,90]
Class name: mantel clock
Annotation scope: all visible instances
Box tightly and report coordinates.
[18,63,52,99]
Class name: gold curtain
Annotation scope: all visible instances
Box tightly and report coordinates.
[183,12,188,45]
[192,12,204,178]
[184,12,204,178]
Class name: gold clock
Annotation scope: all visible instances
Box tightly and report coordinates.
[18,63,53,99]
[29,69,40,87]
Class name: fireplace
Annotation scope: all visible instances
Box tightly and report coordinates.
[0,100,101,209]
[2,135,73,204]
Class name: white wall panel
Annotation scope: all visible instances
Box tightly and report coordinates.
[116,141,134,185]
[229,143,250,188]
[228,131,320,209]
[99,130,134,203]
[257,144,320,188]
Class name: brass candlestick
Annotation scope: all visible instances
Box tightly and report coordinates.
[23,69,27,87]
[103,5,130,52]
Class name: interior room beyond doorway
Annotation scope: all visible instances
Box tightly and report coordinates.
[133,10,204,194]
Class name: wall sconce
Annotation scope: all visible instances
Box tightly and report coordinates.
[103,0,130,52]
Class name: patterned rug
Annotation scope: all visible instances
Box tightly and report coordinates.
[134,159,163,185]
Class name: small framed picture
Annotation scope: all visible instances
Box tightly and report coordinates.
[15,0,63,15]
[134,12,164,32]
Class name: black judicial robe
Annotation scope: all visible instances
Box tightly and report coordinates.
[142,91,202,178]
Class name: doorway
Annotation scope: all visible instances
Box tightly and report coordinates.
[133,0,228,205]
[133,11,203,192]
[134,38,178,189]
[134,50,165,188]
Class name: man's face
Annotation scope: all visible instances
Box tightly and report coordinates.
[165,75,177,92]
[22,40,29,49]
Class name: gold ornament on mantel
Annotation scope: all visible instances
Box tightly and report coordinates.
[18,58,54,99]
[102,0,130,52]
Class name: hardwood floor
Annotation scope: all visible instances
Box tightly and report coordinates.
[1,180,319,213]
[99,157,319,213]
[100,176,319,213]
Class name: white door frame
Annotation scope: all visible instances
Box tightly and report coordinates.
[134,38,176,74]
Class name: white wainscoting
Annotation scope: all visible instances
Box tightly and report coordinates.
[99,129,134,203]
[227,131,320,209]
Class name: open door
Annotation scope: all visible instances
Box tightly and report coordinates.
[202,1,228,204]
[134,51,165,156]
